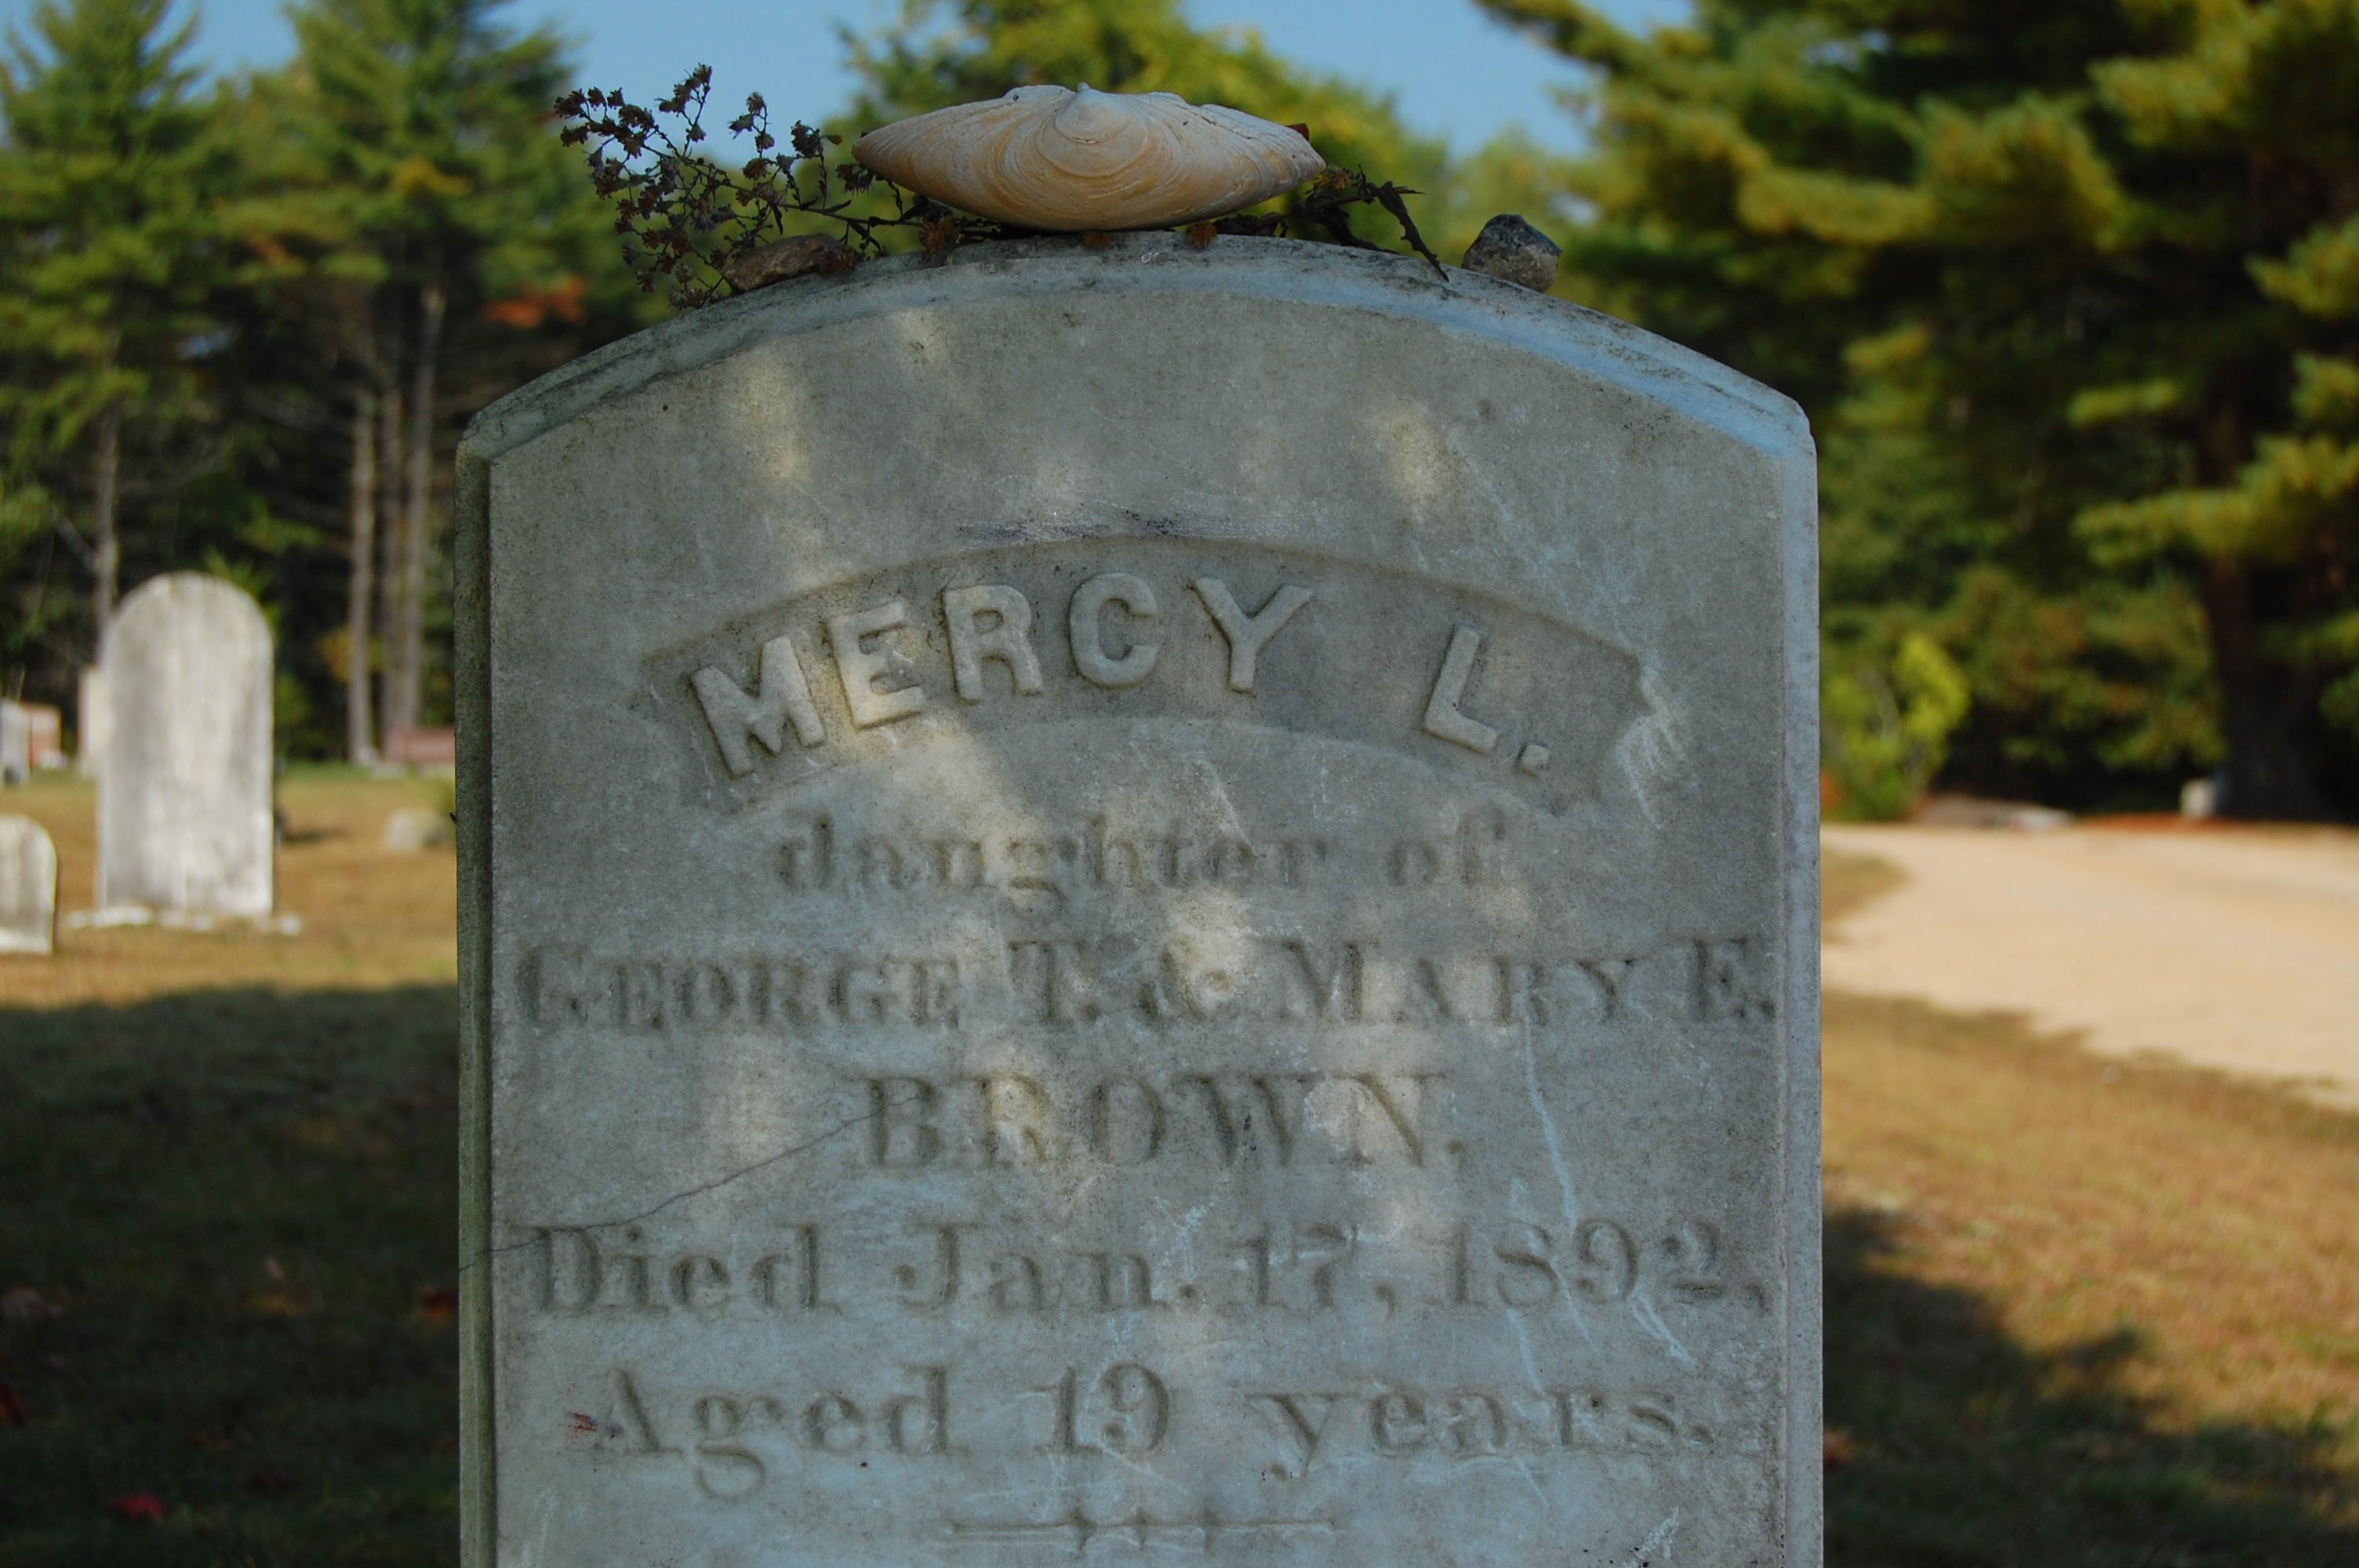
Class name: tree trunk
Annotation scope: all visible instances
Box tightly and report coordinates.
[377,375,405,745]
[91,402,122,652]
[391,282,446,738]
[346,387,379,764]
[2200,557,2329,819]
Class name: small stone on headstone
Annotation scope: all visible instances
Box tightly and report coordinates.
[1461,213,1561,292]
[96,573,275,920]
[0,814,58,955]
[723,234,854,294]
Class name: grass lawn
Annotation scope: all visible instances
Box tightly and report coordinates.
[1,780,2353,1563]
[1819,852,2359,1564]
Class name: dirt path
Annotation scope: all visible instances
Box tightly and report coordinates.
[1823,823,2359,1106]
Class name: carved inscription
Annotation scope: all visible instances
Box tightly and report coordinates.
[859,1072,1449,1171]
[658,539,1652,815]
[518,931,1776,1035]
[525,1214,1743,1326]
[516,739,1780,1537]
[573,1362,1721,1499]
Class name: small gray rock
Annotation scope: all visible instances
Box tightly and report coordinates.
[383,807,454,852]
[723,234,854,293]
[1461,213,1560,292]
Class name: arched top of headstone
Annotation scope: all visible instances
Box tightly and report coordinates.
[107,572,271,668]
[465,234,1806,470]
[0,814,59,955]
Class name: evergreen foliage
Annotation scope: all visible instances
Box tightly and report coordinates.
[0,0,224,676]
[238,0,642,753]
[0,0,639,757]
[0,0,2353,818]
[1483,0,2359,816]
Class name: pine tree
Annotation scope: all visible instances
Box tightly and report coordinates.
[1484,0,2359,816]
[0,0,220,652]
[247,0,627,753]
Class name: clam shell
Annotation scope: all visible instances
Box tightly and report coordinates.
[852,85,1323,232]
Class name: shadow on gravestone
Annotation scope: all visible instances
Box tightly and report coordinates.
[85,573,283,930]
[456,235,1817,1566]
[0,814,58,954]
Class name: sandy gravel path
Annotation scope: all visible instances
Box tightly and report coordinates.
[1823,823,2359,1105]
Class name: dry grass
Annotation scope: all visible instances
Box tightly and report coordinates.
[1821,848,2359,1564]
[0,806,2350,1563]
[0,772,456,1007]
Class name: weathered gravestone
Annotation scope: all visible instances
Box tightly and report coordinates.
[78,665,108,779]
[0,700,28,785]
[0,815,57,954]
[458,236,1818,1567]
[96,574,274,920]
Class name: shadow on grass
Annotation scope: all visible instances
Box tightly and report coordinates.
[0,985,460,1568]
[1827,1206,2359,1567]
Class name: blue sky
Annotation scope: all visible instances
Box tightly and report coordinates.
[2,0,1690,153]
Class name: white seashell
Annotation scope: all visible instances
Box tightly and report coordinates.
[852,85,1324,232]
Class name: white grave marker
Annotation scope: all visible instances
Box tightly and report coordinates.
[96,574,274,920]
[0,700,28,785]
[0,815,57,955]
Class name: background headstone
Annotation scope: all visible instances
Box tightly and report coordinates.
[0,701,27,785]
[96,573,275,919]
[384,806,456,852]
[459,237,1818,1566]
[78,665,108,779]
[0,815,58,955]
[382,725,457,771]
[19,703,64,770]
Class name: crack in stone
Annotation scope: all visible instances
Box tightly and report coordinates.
[464,1094,916,1270]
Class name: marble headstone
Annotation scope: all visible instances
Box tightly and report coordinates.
[96,574,275,918]
[77,666,108,779]
[0,700,27,785]
[458,237,1819,1567]
[0,815,57,954]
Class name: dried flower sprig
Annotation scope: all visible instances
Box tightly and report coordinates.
[555,66,1009,307]
[558,67,1446,308]
[1208,165,1445,277]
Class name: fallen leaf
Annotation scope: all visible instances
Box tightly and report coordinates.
[107,1494,166,1524]
[417,1287,459,1323]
